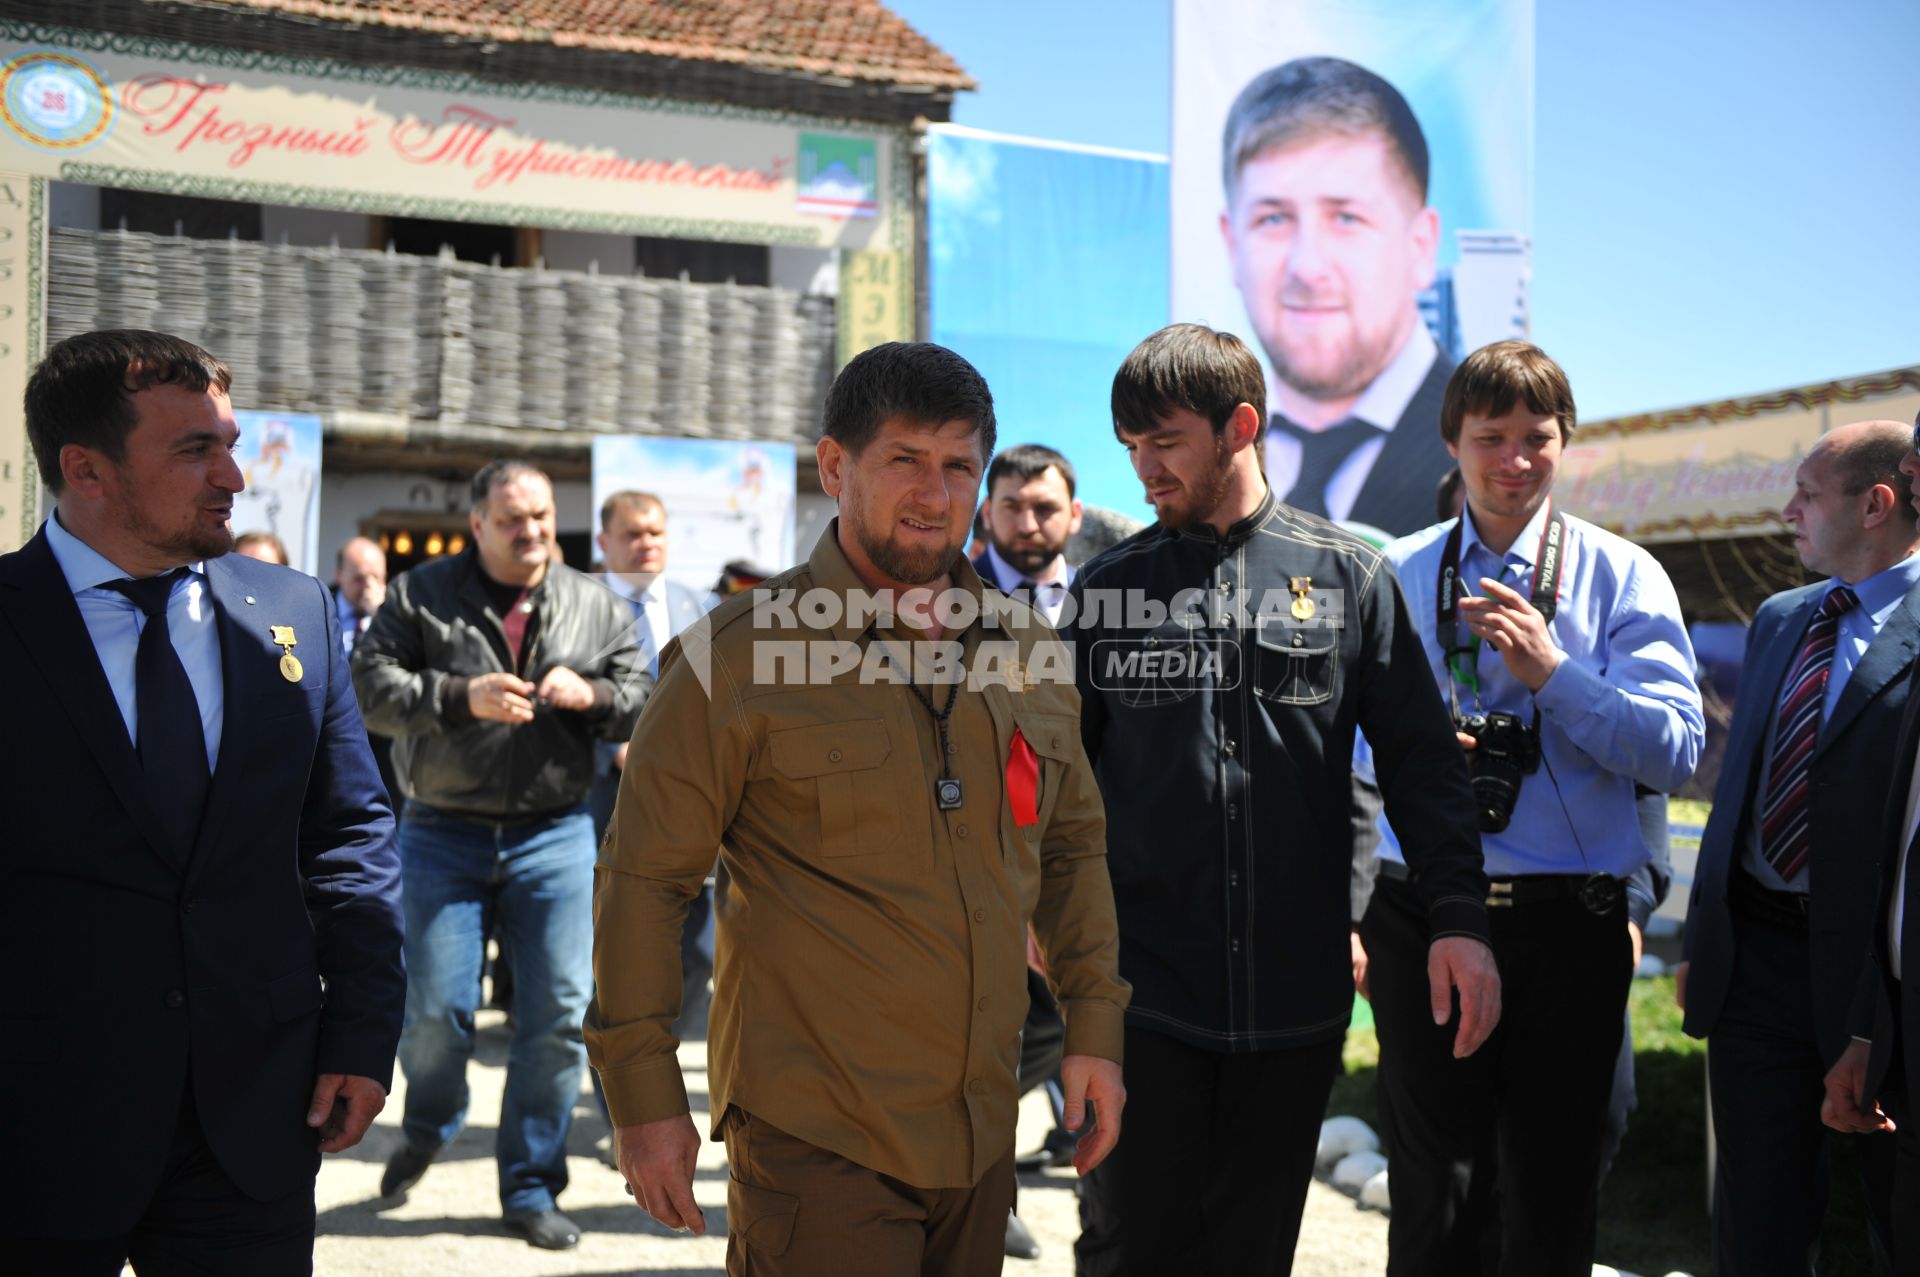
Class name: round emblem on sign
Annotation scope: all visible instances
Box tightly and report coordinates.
[0,51,115,151]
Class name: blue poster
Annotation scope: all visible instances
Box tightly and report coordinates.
[591,436,797,596]
[230,410,323,575]
[928,125,1170,518]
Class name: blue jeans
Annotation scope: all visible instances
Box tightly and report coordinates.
[396,803,594,1215]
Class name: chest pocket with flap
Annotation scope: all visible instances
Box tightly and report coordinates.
[1254,617,1340,707]
[768,719,898,857]
[1010,710,1077,834]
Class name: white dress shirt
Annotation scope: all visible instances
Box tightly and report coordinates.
[1265,321,1439,524]
[45,512,224,770]
[606,572,671,672]
[982,544,1073,626]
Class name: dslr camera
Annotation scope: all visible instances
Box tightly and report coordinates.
[1455,710,1541,833]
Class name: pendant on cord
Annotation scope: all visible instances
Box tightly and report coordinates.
[936,778,965,811]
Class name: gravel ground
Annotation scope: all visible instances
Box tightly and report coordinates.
[314,1010,1388,1275]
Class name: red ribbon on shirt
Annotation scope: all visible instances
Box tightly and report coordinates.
[1007,729,1040,827]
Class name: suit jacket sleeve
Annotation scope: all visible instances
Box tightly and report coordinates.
[1357,556,1491,944]
[299,577,406,1085]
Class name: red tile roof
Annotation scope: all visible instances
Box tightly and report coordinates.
[202,0,976,90]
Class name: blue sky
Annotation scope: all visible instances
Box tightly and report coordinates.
[886,0,1918,420]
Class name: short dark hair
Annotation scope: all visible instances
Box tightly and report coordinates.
[25,329,233,495]
[1221,56,1430,205]
[1827,422,1916,506]
[1112,324,1266,443]
[821,342,996,460]
[469,459,550,509]
[1440,341,1577,446]
[985,443,1076,500]
[599,489,665,531]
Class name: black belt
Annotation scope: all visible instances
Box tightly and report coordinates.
[1728,866,1810,934]
[1377,861,1622,914]
[1487,873,1624,914]
[410,801,586,831]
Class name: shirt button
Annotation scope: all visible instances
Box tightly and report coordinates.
[967,1078,985,1095]
[1227,803,1239,818]
[165,989,186,1008]
[973,909,987,923]
[977,997,990,1012]
[956,824,969,838]
[1229,871,1241,887]
[1223,739,1237,756]
[1231,939,1243,954]
[947,740,957,755]
[1292,634,1304,647]
[828,749,843,763]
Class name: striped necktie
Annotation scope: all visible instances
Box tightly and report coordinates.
[1759,585,1858,880]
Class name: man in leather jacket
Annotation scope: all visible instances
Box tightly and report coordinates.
[352,460,647,1250]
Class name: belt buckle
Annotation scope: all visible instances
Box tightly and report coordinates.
[1487,880,1515,909]
[1579,874,1622,915]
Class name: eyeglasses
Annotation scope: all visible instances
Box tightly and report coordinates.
[1913,419,1920,457]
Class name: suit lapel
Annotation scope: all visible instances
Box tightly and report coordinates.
[190,556,264,873]
[1818,585,1920,756]
[1347,355,1456,537]
[0,529,189,874]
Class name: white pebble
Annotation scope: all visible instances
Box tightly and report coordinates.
[1359,1168,1391,1211]
[1316,1116,1380,1171]
[1331,1150,1388,1190]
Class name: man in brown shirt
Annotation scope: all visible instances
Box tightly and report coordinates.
[587,342,1130,1275]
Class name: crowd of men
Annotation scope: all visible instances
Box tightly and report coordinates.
[4,310,1919,1277]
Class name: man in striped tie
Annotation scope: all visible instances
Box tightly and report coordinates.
[1681,418,1920,1273]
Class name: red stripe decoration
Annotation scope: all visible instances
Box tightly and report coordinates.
[1007,728,1039,827]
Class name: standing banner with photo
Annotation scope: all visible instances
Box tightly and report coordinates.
[231,409,322,575]
[1171,0,1533,539]
[591,437,796,598]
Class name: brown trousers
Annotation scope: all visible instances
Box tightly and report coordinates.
[722,1108,1015,1276]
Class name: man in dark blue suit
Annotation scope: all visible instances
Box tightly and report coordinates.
[0,330,405,1274]
[1825,416,1920,1273]
[1682,419,1920,1273]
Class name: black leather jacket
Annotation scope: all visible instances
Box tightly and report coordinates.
[1069,490,1488,1051]
[352,550,648,818]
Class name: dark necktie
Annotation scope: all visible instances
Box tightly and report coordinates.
[102,570,212,856]
[1269,416,1381,517]
[1759,585,1858,881]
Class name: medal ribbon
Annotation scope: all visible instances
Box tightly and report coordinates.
[1006,729,1039,827]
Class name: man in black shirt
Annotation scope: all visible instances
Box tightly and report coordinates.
[1070,324,1498,1274]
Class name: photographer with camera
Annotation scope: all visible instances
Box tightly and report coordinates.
[1360,341,1704,1277]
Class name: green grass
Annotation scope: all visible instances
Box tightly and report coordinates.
[1325,976,1877,1275]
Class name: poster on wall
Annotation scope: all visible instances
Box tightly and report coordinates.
[591,436,796,597]
[230,409,322,575]
[1171,0,1534,538]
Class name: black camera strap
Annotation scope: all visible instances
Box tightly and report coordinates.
[1436,500,1567,720]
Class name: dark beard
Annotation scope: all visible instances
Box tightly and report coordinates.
[987,537,1060,577]
[117,485,234,562]
[1164,434,1238,530]
[858,522,960,586]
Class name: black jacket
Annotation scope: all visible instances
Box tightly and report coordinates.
[352,549,648,817]
[1069,490,1488,1051]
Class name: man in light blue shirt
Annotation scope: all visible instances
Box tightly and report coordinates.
[1361,340,1703,1277]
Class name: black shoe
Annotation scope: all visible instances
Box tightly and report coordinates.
[504,1209,582,1251]
[1004,1211,1041,1260]
[379,1145,436,1199]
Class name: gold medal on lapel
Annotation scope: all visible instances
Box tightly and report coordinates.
[1289,576,1316,621]
[270,625,303,683]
